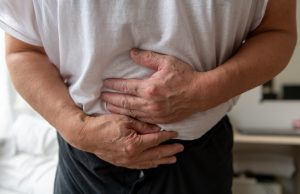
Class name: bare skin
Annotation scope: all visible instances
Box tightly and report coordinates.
[101,0,297,124]
[5,0,297,169]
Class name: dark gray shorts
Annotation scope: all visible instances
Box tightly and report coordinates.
[54,116,233,194]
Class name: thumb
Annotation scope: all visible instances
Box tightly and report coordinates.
[130,49,164,71]
[129,119,161,134]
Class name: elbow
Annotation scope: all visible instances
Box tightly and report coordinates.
[288,27,298,51]
[286,28,298,63]
[5,52,20,75]
[291,32,297,51]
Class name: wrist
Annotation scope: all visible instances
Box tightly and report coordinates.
[54,103,89,148]
[192,70,227,111]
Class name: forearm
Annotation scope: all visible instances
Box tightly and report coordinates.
[5,48,183,169]
[196,29,297,110]
[194,0,297,111]
[6,50,86,144]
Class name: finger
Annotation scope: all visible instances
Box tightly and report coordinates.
[128,119,161,134]
[106,103,149,119]
[153,156,177,166]
[131,49,166,70]
[139,131,179,150]
[134,156,177,169]
[103,78,142,96]
[132,117,156,125]
[137,115,179,124]
[101,92,146,110]
[137,143,183,162]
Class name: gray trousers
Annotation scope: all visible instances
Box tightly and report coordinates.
[54,116,233,194]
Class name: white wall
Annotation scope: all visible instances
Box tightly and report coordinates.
[229,86,300,131]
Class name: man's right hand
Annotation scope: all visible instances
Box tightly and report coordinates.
[71,114,184,169]
[5,34,183,170]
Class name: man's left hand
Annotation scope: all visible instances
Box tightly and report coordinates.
[101,49,204,124]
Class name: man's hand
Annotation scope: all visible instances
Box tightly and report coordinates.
[74,114,184,169]
[5,35,183,170]
[102,0,297,125]
[101,49,203,124]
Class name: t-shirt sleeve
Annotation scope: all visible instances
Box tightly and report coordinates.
[0,0,42,46]
[250,0,269,31]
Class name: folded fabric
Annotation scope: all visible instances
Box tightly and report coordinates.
[0,138,16,158]
[0,153,58,194]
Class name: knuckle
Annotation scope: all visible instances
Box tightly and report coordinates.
[120,82,129,93]
[145,51,155,60]
[148,103,161,112]
[140,52,150,64]
[121,98,129,108]
[152,134,160,145]
[164,56,175,64]
[124,144,137,157]
[133,86,139,95]
[141,51,158,65]
[129,109,136,117]
[145,85,159,97]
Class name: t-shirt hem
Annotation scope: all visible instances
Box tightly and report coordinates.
[0,18,42,47]
[250,0,269,31]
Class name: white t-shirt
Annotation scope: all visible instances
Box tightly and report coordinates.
[0,0,268,140]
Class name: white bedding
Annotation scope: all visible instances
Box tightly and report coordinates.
[0,30,58,194]
[0,152,58,194]
[0,115,58,194]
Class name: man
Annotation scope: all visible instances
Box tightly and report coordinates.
[0,0,297,193]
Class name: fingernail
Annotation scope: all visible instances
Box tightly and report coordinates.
[104,102,107,110]
[172,131,179,137]
[178,145,184,152]
[132,48,140,55]
[152,125,161,131]
[170,157,177,163]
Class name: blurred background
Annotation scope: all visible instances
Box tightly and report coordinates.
[229,2,300,194]
[0,3,300,194]
[0,31,58,194]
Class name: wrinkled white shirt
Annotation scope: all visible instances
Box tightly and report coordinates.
[0,0,268,139]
